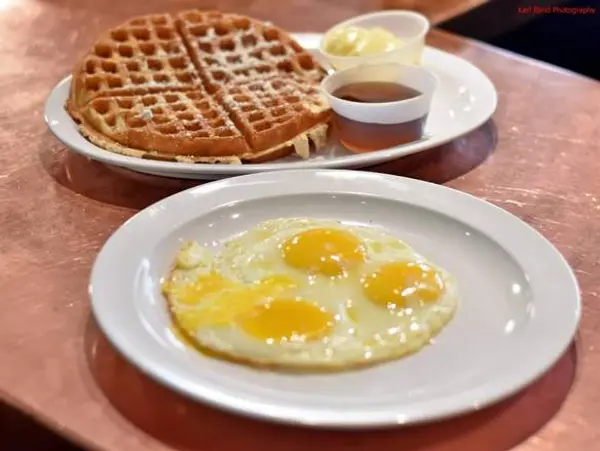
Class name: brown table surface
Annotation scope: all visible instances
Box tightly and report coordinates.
[2,0,599,450]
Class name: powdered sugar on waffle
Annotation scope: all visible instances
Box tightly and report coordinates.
[69,10,331,162]
[176,11,325,92]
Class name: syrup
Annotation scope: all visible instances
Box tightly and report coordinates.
[332,81,426,153]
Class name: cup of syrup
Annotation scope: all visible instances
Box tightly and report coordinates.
[321,62,437,153]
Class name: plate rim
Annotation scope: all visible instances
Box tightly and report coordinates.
[89,169,580,428]
[45,34,497,176]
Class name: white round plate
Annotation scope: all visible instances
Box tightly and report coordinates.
[46,33,497,180]
[90,169,579,428]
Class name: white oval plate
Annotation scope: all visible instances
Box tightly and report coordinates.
[90,169,579,428]
[46,33,496,180]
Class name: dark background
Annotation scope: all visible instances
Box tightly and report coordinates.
[441,0,600,80]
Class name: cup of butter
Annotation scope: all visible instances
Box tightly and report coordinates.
[320,11,430,71]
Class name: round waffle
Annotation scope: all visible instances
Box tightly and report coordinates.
[67,11,331,164]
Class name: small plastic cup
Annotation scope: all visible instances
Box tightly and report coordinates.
[320,11,430,71]
[321,62,437,153]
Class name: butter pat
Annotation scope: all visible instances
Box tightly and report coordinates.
[323,26,403,57]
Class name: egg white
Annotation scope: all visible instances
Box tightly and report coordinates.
[163,218,459,370]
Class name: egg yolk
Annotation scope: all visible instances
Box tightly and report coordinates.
[237,299,334,343]
[173,274,298,332]
[281,228,365,277]
[362,261,444,311]
[170,272,236,305]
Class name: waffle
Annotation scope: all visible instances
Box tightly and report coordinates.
[67,10,331,164]
[68,14,201,109]
[176,10,326,93]
[80,91,249,157]
[217,75,329,157]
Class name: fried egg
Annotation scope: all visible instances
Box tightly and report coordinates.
[162,218,458,370]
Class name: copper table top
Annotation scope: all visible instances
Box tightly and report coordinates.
[1,0,599,450]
